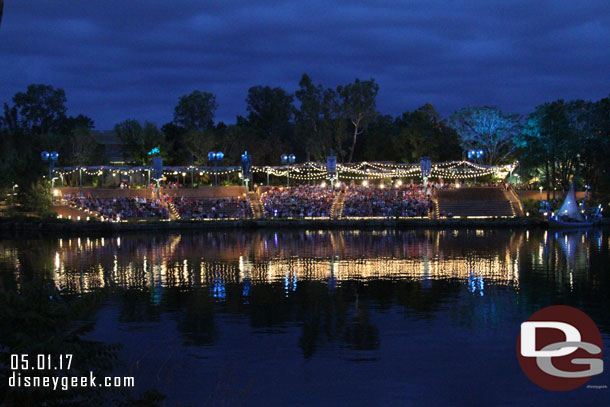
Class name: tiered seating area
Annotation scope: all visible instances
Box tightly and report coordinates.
[261,186,333,218]
[67,196,169,220]
[172,197,252,220]
[58,185,523,221]
[436,187,515,218]
[342,185,433,218]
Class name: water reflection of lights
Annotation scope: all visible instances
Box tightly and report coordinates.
[210,277,226,301]
[239,256,252,302]
[284,268,297,297]
[43,254,520,294]
[468,272,485,296]
[7,229,603,296]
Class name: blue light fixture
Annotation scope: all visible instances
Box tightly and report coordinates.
[281,153,296,186]
[468,150,484,160]
[41,150,59,186]
[208,151,224,186]
[147,147,160,156]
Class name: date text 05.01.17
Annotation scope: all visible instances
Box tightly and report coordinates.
[10,354,73,371]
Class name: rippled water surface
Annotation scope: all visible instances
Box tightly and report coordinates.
[1,228,609,406]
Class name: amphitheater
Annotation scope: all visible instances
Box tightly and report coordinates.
[53,184,526,221]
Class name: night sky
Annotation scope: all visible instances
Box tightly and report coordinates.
[0,0,608,130]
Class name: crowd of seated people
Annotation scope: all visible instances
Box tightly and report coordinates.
[63,181,452,220]
[67,195,169,220]
[261,186,333,218]
[342,183,434,218]
[172,197,251,220]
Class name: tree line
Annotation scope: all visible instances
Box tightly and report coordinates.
[112,75,463,169]
[1,76,609,197]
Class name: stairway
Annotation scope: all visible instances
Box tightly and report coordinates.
[167,201,181,220]
[248,192,264,219]
[504,186,525,217]
[52,204,99,221]
[436,187,517,218]
[330,191,345,219]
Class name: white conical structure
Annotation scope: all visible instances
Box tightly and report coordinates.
[557,183,585,222]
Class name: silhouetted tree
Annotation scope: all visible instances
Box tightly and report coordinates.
[337,78,379,163]
[395,104,461,163]
[242,85,295,164]
[114,120,165,165]
[449,106,521,165]
[173,90,217,131]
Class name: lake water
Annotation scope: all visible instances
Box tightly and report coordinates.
[1,228,609,406]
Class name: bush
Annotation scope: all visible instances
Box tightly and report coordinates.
[19,181,54,215]
[522,198,544,218]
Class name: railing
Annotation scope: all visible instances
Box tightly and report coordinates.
[330,191,345,220]
[506,184,525,216]
[167,201,181,220]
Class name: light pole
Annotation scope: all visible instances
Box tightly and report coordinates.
[41,151,59,187]
[147,147,162,189]
[539,186,543,201]
[208,151,224,186]
[241,151,252,191]
[420,156,432,195]
[281,154,296,187]
[467,149,484,183]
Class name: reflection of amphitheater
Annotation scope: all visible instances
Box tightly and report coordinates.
[21,230,527,294]
[51,255,521,294]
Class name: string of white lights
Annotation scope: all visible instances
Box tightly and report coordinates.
[54,160,517,181]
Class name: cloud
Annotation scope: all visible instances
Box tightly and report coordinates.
[0,0,608,129]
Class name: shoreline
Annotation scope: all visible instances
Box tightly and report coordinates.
[0,217,548,235]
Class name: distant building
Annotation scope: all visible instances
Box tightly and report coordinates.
[93,130,130,164]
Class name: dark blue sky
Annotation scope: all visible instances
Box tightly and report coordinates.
[1,0,608,130]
